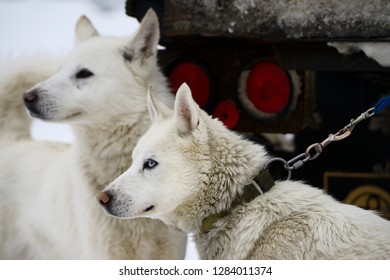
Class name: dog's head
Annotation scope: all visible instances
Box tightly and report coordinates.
[98,83,212,224]
[23,9,169,125]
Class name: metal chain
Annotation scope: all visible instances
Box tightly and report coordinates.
[263,107,376,180]
[287,107,375,170]
[262,95,390,180]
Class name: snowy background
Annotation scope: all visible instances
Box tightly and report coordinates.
[0,0,198,260]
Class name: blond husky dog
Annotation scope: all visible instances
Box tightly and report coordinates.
[0,10,186,259]
[99,83,390,259]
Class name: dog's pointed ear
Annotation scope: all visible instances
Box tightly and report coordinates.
[123,9,159,63]
[147,85,172,124]
[75,15,99,44]
[174,83,200,136]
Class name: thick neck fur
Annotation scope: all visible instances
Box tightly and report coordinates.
[73,113,150,194]
[174,111,270,234]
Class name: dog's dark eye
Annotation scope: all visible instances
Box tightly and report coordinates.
[75,68,94,79]
[143,159,158,170]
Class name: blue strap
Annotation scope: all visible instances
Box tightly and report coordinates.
[373,96,390,114]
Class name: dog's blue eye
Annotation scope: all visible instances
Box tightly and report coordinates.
[143,159,158,170]
[76,68,94,79]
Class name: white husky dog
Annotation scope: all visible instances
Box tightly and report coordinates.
[99,83,390,259]
[0,10,186,259]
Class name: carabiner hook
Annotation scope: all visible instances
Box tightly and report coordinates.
[332,129,352,141]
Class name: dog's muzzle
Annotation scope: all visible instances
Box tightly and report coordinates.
[97,191,124,218]
[23,88,42,116]
[97,191,112,207]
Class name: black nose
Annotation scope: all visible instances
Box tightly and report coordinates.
[97,191,112,206]
[23,88,39,104]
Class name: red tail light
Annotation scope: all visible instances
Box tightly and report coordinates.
[239,61,297,122]
[213,100,240,129]
[167,59,213,110]
[246,62,290,113]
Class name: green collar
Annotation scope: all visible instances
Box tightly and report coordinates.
[201,169,275,233]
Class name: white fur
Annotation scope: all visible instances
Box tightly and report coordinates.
[0,10,186,259]
[101,83,390,259]
[0,54,60,142]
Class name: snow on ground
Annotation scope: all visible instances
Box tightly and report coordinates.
[0,0,199,260]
